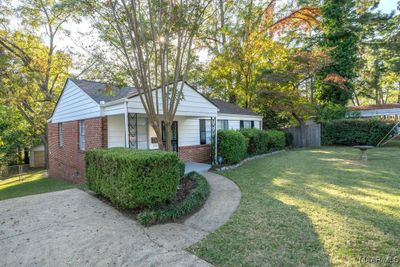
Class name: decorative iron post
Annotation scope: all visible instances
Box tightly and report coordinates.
[128,113,138,149]
[210,116,217,164]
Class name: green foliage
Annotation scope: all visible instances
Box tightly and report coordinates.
[316,0,359,105]
[265,130,286,151]
[355,12,400,105]
[322,119,395,146]
[217,130,247,164]
[137,172,210,226]
[315,103,347,122]
[284,132,294,147]
[239,128,285,155]
[219,129,286,164]
[85,148,185,209]
[0,105,35,168]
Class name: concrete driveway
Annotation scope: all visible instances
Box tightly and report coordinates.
[0,172,241,267]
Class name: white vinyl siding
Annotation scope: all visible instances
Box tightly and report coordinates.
[217,114,263,130]
[217,120,229,130]
[107,114,148,149]
[136,117,148,149]
[125,82,218,117]
[107,115,125,148]
[51,80,101,123]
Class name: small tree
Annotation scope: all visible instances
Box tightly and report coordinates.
[79,0,211,151]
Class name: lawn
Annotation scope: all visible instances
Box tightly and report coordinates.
[190,147,400,266]
[0,170,81,201]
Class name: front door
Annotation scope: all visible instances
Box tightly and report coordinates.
[162,121,178,152]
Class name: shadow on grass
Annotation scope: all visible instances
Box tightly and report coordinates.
[192,147,400,267]
[0,177,78,201]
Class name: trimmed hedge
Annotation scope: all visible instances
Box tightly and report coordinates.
[266,130,286,151]
[322,119,394,146]
[239,128,285,155]
[217,130,247,164]
[85,148,185,209]
[218,128,286,163]
[137,172,210,226]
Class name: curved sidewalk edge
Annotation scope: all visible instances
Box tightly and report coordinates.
[143,171,241,251]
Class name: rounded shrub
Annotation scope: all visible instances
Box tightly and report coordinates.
[137,172,209,226]
[265,130,286,151]
[239,128,260,155]
[217,130,247,164]
[85,148,185,209]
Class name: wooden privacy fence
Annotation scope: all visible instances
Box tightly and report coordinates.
[284,121,321,147]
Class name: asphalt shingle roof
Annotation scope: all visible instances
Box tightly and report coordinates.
[210,99,259,116]
[69,78,138,103]
[68,79,260,116]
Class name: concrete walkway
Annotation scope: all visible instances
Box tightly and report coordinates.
[0,172,241,266]
[184,162,211,174]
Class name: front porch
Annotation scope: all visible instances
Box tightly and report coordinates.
[105,113,218,163]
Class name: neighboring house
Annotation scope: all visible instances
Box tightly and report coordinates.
[29,144,45,168]
[348,104,400,120]
[47,79,263,182]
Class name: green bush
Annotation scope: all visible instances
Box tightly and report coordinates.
[239,128,272,155]
[137,172,209,226]
[284,132,294,147]
[85,148,185,209]
[266,130,286,151]
[322,119,394,146]
[217,130,247,164]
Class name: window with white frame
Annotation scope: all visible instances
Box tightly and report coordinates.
[58,123,63,147]
[217,120,229,130]
[79,120,85,151]
[200,119,212,144]
[240,120,254,129]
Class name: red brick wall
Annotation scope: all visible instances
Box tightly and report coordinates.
[48,117,107,183]
[178,144,211,163]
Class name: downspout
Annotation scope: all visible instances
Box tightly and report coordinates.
[124,100,129,148]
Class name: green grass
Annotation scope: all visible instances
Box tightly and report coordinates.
[0,170,82,201]
[190,147,400,266]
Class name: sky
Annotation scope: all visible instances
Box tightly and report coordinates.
[377,0,398,14]
[6,0,399,74]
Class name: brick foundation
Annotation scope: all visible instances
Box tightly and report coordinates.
[178,144,211,163]
[48,117,107,183]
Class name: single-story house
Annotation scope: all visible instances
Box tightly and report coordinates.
[47,79,263,182]
[348,104,400,120]
[29,144,45,168]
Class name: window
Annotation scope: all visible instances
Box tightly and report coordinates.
[200,119,212,144]
[58,123,63,147]
[217,120,229,130]
[240,120,254,129]
[79,120,85,151]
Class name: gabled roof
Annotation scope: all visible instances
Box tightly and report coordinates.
[69,78,138,103]
[57,78,260,117]
[210,99,260,116]
[348,104,400,111]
